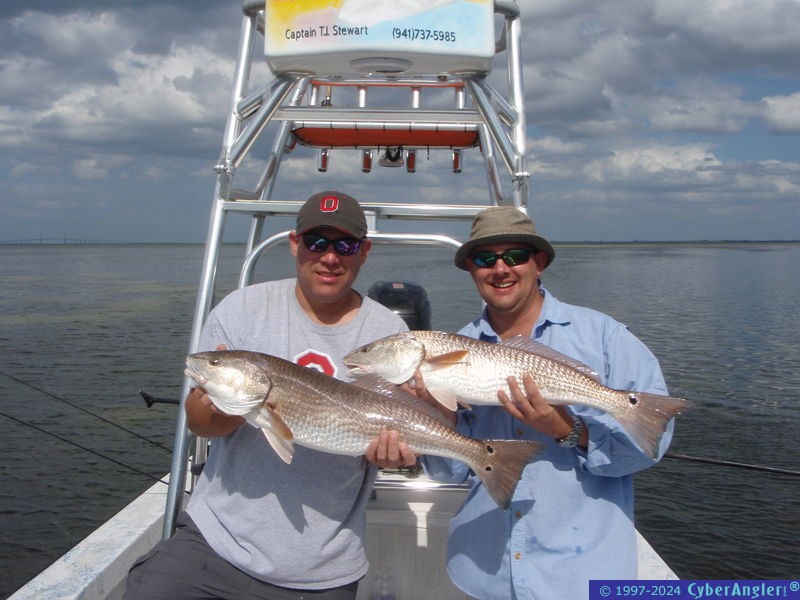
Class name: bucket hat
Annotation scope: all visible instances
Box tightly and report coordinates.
[455,206,555,270]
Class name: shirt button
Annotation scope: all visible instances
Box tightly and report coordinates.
[514,552,522,560]
[516,429,524,437]
[514,511,522,519]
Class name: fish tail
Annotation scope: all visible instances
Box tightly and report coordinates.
[617,392,691,460]
[470,439,543,510]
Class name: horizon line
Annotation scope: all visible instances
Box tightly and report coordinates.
[1,238,799,246]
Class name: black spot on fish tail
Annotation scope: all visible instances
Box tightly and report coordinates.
[616,392,692,460]
[470,439,543,510]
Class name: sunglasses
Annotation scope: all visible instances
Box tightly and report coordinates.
[301,232,365,256]
[470,248,532,268]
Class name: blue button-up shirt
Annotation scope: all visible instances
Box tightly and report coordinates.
[423,288,674,600]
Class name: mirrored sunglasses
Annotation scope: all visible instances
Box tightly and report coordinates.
[470,248,532,268]
[302,232,365,256]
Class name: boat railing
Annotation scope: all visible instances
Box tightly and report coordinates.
[164,0,529,536]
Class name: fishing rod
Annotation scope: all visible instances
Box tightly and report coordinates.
[663,453,800,477]
[134,391,800,478]
[4,370,799,479]
[0,410,169,486]
[0,369,173,453]
[140,390,179,406]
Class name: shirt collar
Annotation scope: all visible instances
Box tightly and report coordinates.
[473,286,572,342]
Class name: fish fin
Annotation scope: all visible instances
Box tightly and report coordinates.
[425,350,469,368]
[470,440,544,510]
[248,404,296,464]
[422,350,470,411]
[386,370,418,385]
[424,382,460,412]
[263,429,295,464]
[501,336,601,382]
[357,366,417,385]
[614,392,692,459]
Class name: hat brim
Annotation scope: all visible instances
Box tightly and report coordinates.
[455,234,555,270]
[296,224,364,237]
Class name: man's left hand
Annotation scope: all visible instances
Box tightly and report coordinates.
[365,429,417,468]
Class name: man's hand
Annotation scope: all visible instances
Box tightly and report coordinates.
[365,429,418,468]
[499,373,586,447]
[402,370,457,427]
[187,386,227,416]
[185,343,244,437]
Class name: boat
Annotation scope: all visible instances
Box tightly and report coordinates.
[9,0,677,597]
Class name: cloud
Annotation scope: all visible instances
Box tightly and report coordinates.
[645,79,758,134]
[3,8,235,174]
[583,144,722,186]
[762,92,800,133]
[648,0,800,72]
[0,0,798,242]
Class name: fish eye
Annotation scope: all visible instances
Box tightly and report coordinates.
[210,359,221,366]
[628,394,638,405]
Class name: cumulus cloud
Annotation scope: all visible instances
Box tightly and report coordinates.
[0,0,798,241]
[519,0,800,135]
[583,144,722,185]
[762,92,800,133]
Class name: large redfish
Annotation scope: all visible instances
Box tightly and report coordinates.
[343,331,690,459]
[185,350,542,509]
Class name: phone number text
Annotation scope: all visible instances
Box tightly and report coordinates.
[392,27,456,42]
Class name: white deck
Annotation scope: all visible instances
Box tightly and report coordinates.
[10,474,675,600]
[8,478,183,600]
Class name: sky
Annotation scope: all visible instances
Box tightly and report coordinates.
[1,0,799,243]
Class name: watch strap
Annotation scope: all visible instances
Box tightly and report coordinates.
[556,414,585,448]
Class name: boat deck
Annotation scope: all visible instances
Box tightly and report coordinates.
[9,473,676,600]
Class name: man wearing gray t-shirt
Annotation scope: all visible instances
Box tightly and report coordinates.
[124,191,408,600]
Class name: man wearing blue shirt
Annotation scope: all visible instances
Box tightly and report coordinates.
[370,206,675,600]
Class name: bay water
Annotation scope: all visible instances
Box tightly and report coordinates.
[1,242,798,596]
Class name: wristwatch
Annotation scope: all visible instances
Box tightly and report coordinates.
[556,414,586,448]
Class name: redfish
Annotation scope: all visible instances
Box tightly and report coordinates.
[344,331,690,459]
[185,350,542,509]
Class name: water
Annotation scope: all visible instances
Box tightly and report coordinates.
[1,242,799,596]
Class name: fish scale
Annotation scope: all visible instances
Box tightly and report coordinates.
[421,334,630,412]
[344,330,691,459]
[185,350,543,509]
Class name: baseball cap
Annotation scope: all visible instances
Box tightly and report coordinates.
[295,191,368,239]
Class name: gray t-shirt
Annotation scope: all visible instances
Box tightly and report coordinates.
[186,278,407,589]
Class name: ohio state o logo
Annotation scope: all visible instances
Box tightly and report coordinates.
[294,350,336,377]
[319,196,339,212]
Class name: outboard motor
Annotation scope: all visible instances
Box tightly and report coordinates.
[367,281,431,330]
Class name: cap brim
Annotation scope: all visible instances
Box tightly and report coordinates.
[296,224,363,237]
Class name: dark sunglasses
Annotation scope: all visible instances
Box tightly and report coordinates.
[301,232,365,256]
[470,248,532,268]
